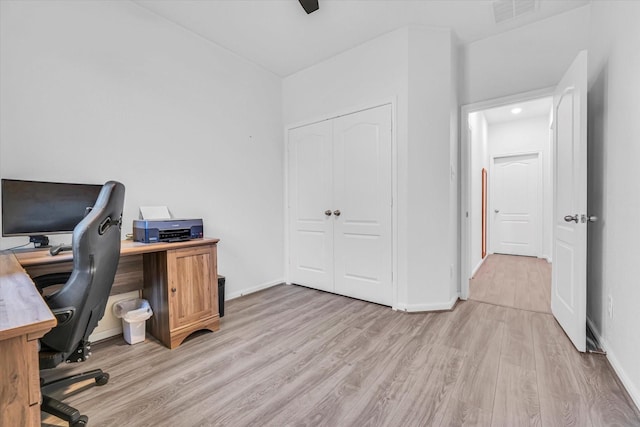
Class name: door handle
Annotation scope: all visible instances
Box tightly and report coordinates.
[494,209,499,213]
[324,210,332,216]
[564,214,579,223]
[587,215,598,222]
[333,210,341,217]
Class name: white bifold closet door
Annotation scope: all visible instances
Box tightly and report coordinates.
[288,104,392,306]
[288,119,334,293]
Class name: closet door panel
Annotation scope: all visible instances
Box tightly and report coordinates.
[288,121,334,292]
[333,105,393,305]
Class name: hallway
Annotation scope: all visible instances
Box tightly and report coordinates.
[470,254,551,313]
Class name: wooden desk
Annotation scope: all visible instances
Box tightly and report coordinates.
[0,252,57,427]
[15,238,221,349]
[0,238,219,426]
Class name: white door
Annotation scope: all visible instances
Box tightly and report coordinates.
[333,105,393,305]
[491,153,541,257]
[551,50,588,352]
[288,120,334,292]
[288,105,393,306]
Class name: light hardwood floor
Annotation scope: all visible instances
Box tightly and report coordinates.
[469,254,552,313]
[43,284,640,426]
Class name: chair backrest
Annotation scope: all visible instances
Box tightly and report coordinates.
[41,181,125,356]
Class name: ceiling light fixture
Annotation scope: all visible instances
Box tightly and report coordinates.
[299,0,319,14]
[511,107,523,115]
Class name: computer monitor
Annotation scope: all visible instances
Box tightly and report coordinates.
[1,179,103,245]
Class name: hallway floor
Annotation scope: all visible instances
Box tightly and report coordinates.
[470,254,551,313]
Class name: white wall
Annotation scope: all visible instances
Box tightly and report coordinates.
[406,26,458,309]
[0,1,285,300]
[586,0,640,409]
[282,28,409,126]
[487,114,552,260]
[449,31,460,300]
[283,26,458,311]
[460,5,590,105]
[468,112,489,275]
[283,26,410,304]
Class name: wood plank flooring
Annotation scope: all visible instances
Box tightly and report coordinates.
[42,284,640,426]
[470,254,551,313]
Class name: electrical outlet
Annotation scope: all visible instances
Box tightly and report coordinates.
[608,295,613,319]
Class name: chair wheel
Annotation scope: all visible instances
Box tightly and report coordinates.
[71,415,88,426]
[95,373,109,386]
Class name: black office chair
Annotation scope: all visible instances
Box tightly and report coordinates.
[34,180,125,427]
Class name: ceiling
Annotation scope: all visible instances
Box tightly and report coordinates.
[133,0,589,77]
[482,96,552,124]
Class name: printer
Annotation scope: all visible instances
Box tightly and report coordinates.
[133,218,203,243]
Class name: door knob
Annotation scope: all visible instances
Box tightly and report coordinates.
[587,215,598,222]
[171,287,177,293]
[494,209,499,213]
[333,210,341,217]
[324,210,332,216]
[564,214,579,223]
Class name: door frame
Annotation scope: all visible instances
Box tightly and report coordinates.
[284,98,398,308]
[488,151,543,257]
[460,87,553,300]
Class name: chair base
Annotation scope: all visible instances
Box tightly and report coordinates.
[41,369,109,427]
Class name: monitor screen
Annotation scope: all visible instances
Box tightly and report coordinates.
[1,179,103,237]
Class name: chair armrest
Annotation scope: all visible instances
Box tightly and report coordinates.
[50,306,76,326]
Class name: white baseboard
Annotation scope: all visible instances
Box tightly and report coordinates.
[606,344,640,411]
[89,290,140,343]
[90,327,123,342]
[471,257,486,278]
[587,316,640,411]
[87,281,285,342]
[394,294,459,312]
[226,278,285,301]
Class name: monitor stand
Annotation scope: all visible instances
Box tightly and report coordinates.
[29,235,50,249]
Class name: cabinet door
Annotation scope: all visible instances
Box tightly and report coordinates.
[288,120,334,292]
[167,246,217,331]
[333,105,393,306]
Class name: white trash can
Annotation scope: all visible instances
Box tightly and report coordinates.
[113,299,153,345]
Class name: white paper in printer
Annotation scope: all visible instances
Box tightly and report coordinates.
[139,206,171,220]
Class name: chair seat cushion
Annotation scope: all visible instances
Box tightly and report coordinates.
[39,349,66,370]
